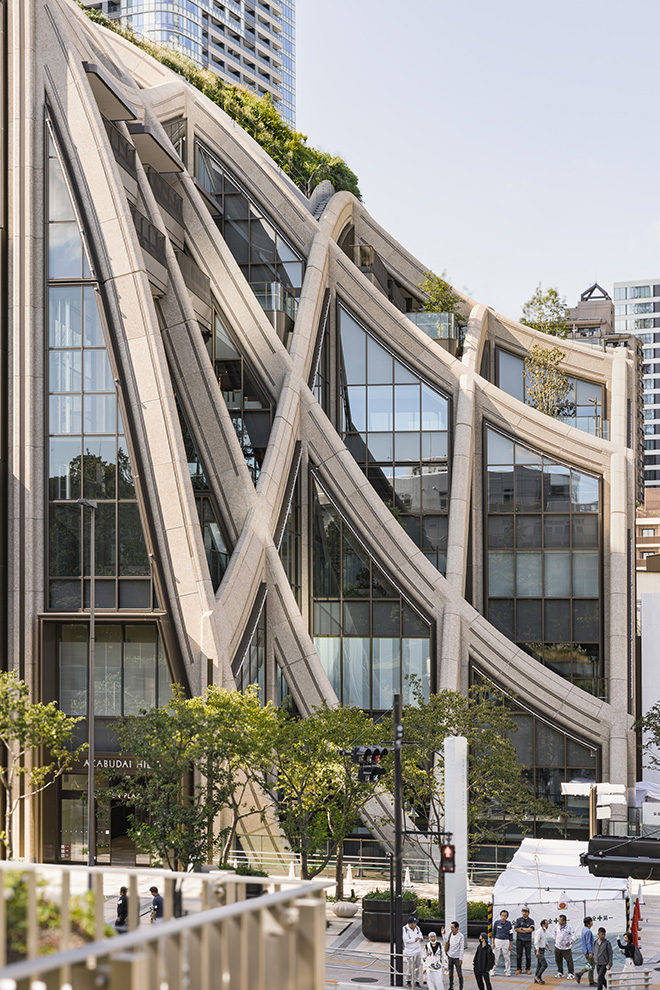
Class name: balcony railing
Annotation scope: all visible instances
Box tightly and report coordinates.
[251,280,298,322]
[0,859,329,989]
[103,118,137,178]
[407,311,462,341]
[146,166,184,225]
[177,249,211,302]
[129,203,167,264]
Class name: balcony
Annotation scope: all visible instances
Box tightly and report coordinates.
[129,203,166,265]
[407,311,465,357]
[252,280,298,348]
[146,166,184,225]
[103,117,136,178]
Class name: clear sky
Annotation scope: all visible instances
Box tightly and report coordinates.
[296,0,660,321]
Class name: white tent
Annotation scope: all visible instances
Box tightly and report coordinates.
[492,838,628,939]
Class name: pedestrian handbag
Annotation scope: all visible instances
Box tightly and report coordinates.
[633,946,643,967]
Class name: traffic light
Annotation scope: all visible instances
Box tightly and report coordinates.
[580,836,660,880]
[351,746,389,783]
[441,842,455,873]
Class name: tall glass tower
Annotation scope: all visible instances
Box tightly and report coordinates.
[83,0,295,126]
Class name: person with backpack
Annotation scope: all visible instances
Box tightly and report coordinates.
[616,933,643,971]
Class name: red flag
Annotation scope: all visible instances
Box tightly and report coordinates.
[631,897,641,946]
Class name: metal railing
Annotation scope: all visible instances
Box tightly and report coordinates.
[407,311,463,342]
[146,166,184,225]
[103,118,137,179]
[0,860,329,989]
[176,249,211,301]
[129,203,167,265]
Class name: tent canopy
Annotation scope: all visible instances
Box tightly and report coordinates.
[493,838,627,906]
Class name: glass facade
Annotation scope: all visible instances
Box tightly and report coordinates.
[58,622,173,716]
[196,141,304,325]
[235,604,266,701]
[174,397,230,591]
[472,668,598,847]
[496,347,606,438]
[311,475,432,713]
[485,427,603,696]
[204,306,273,483]
[278,470,301,606]
[46,122,153,611]
[339,306,450,573]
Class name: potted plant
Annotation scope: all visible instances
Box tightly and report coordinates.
[234,862,269,899]
[361,888,418,942]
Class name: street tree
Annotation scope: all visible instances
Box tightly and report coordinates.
[111,686,277,871]
[261,703,380,882]
[524,344,575,419]
[381,680,553,904]
[0,671,86,858]
[520,285,568,337]
[636,704,660,772]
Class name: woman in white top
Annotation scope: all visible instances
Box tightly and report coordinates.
[423,931,446,990]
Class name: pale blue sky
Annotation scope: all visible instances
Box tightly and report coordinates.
[296,0,660,320]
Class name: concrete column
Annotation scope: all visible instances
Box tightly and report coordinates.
[444,736,468,938]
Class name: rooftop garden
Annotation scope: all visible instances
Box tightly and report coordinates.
[78,4,361,200]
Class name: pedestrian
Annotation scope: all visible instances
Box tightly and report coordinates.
[115,886,128,932]
[422,931,445,990]
[616,933,636,971]
[594,928,612,990]
[514,906,536,973]
[491,909,514,976]
[473,931,495,990]
[403,914,424,987]
[576,918,595,985]
[446,921,465,990]
[149,885,164,923]
[553,914,575,979]
[534,919,549,984]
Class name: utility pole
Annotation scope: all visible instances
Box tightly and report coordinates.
[393,693,404,987]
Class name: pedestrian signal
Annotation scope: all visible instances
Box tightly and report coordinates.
[441,843,456,873]
[351,746,389,783]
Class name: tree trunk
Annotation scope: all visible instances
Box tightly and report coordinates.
[5,799,11,860]
[437,863,444,922]
[301,849,308,880]
[335,844,344,900]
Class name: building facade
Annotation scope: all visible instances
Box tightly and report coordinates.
[614,279,660,487]
[81,0,295,126]
[2,0,638,862]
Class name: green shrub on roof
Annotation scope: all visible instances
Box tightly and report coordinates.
[78,4,361,200]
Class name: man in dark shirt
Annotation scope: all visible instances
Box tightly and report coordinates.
[514,907,535,974]
[149,885,164,923]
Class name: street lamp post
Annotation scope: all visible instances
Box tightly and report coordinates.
[77,497,97,871]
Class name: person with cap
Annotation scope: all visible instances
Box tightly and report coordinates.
[403,914,424,987]
[473,931,495,990]
[514,906,536,974]
[422,931,446,990]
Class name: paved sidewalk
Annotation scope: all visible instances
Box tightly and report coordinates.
[325,882,660,990]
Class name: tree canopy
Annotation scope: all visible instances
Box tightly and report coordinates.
[524,344,575,419]
[0,672,86,858]
[418,271,462,315]
[520,285,568,337]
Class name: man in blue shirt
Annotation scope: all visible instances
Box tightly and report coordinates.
[491,909,514,976]
[576,917,595,985]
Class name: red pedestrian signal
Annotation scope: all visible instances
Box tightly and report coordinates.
[441,843,455,873]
